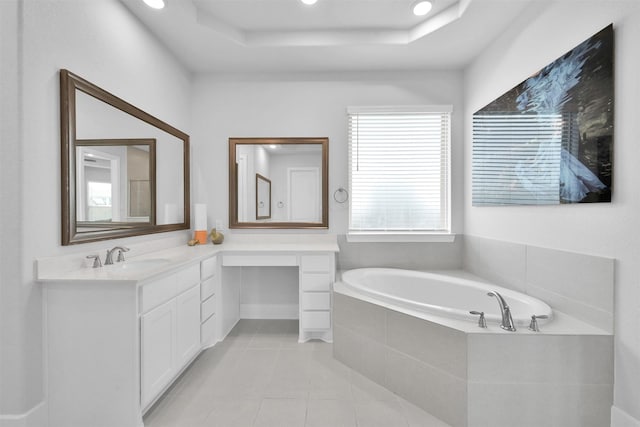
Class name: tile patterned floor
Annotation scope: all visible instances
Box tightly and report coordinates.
[144,319,451,427]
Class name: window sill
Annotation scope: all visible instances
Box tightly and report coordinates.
[346,232,456,243]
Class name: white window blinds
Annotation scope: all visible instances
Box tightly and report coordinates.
[347,106,452,234]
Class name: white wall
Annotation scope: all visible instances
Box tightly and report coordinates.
[190,71,465,235]
[464,2,640,424]
[191,72,464,316]
[0,0,191,420]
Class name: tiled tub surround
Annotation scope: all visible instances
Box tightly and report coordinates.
[463,235,615,333]
[333,283,614,427]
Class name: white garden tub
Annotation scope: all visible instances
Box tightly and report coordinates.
[339,268,552,327]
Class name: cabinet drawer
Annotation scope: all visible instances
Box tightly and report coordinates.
[176,264,201,295]
[201,276,216,301]
[141,264,201,313]
[140,274,176,313]
[201,295,216,322]
[301,292,331,310]
[201,256,217,280]
[300,255,332,272]
[201,314,216,346]
[223,254,297,266]
[301,311,331,330]
[300,273,331,291]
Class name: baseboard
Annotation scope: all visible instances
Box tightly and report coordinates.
[0,401,47,427]
[612,406,640,427]
[240,304,299,319]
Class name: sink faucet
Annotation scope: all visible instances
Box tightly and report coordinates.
[105,246,130,265]
[487,291,516,331]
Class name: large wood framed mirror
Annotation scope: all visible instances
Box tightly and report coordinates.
[229,137,328,229]
[60,69,190,245]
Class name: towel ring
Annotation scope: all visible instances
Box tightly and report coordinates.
[333,187,349,203]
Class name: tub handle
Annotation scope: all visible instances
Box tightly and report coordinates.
[528,314,549,332]
[469,311,487,328]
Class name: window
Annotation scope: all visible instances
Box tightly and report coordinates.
[86,181,112,221]
[347,106,452,241]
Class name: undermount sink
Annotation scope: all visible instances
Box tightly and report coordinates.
[109,258,172,272]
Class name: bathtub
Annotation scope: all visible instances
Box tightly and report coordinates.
[340,268,552,327]
[333,268,613,427]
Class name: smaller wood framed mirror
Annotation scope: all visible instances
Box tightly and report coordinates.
[256,174,271,220]
[75,138,156,230]
[229,137,329,229]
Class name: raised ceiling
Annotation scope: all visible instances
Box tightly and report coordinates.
[120,0,539,73]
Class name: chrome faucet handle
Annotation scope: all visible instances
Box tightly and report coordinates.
[469,311,487,328]
[528,314,549,332]
[117,247,130,262]
[105,246,130,265]
[86,255,102,268]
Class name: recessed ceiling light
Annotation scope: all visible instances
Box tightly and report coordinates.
[143,0,165,9]
[300,0,318,5]
[412,0,432,16]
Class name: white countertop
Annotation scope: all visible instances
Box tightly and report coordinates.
[37,234,339,283]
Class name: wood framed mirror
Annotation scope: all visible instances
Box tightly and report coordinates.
[75,138,156,230]
[256,173,271,220]
[60,69,190,245]
[229,137,328,229]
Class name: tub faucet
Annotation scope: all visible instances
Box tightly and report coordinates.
[487,291,516,331]
[105,246,130,265]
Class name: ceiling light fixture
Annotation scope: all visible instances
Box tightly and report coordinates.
[412,0,432,16]
[300,0,318,5]
[143,0,165,9]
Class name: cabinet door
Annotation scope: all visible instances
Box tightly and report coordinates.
[141,299,176,408]
[176,285,201,368]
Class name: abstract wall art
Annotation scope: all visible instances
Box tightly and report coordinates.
[472,24,614,206]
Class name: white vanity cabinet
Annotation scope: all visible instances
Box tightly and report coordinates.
[39,235,339,427]
[139,264,201,409]
[299,253,335,342]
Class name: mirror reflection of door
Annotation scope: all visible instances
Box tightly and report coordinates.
[288,167,320,222]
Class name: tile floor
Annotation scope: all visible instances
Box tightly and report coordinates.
[143,319,452,427]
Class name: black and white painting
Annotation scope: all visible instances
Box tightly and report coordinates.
[472,24,614,206]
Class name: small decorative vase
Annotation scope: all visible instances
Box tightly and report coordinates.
[210,228,224,245]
